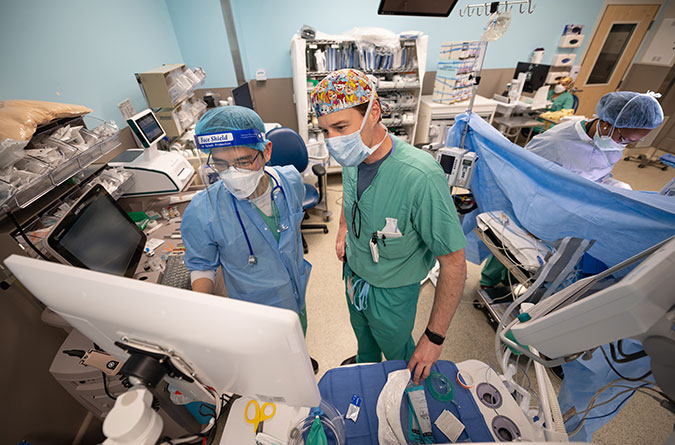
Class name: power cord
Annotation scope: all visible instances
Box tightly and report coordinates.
[566,383,660,436]
[613,339,647,362]
[63,349,120,401]
[5,209,50,261]
[62,349,86,358]
[599,344,652,381]
[102,372,117,400]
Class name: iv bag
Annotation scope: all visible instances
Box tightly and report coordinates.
[481,10,512,41]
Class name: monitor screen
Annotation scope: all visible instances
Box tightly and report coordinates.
[46,185,146,277]
[136,112,164,144]
[232,83,255,110]
[439,153,457,174]
[378,0,459,16]
[514,62,551,94]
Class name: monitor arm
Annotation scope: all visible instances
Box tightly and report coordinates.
[101,340,214,444]
[114,341,195,387]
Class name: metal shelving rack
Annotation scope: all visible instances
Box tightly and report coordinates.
[291,33,429,174]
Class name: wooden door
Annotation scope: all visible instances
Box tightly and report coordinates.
[654,65,675,154]
[575,4,660,117]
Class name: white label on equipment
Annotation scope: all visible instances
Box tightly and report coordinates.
[435,409,465,442]
[144,238,165,251]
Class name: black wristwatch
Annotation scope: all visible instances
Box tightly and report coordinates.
[424,328,445,345]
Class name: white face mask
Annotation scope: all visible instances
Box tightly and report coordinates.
[219,167,264,199]
[593,124,627,152]
[324,90,388,167]
[554,84,565,94]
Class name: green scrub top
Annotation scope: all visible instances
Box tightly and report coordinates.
[546,90,574,112]
[251,176,281,242]
[342,135,466,288]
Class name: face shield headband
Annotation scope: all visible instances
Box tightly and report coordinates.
[195,128,265,152]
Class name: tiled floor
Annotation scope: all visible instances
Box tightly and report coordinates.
[302,147,674,444]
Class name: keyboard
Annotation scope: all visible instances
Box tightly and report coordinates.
[160,254,192,290]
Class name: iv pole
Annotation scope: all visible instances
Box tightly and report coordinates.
[458,40,489,149]
[458,0,532,148]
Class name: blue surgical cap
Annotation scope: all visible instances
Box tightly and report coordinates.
[596,91,664,129]
[195,105,266,151]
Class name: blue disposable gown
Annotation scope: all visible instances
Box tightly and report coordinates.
[181,165,311,313]
[525,119,623,183]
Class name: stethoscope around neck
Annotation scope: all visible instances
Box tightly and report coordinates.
[231,170,289,266]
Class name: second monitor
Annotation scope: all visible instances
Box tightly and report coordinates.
[232,82,255,110]
[513,62,550,94]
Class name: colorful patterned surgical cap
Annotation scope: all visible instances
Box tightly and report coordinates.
[310,69,377,117]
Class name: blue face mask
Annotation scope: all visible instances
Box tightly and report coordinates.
[325,91,388,167]
[593,123,627,152]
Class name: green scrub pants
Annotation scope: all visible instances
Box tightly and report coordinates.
[344,263,420,363]
[479,255,514,287]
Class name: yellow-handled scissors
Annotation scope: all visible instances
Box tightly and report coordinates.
[245,399,276,434]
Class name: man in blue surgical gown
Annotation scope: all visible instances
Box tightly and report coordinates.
[181,106,317,371]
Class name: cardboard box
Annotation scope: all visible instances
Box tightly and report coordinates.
[137,64,186,108]
[155,107,183,138]
[156,97,207,138]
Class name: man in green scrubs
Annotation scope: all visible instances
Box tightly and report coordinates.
[311,69,467,384]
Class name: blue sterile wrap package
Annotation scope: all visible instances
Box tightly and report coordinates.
[445,112,675,274]
[317,360,494,444]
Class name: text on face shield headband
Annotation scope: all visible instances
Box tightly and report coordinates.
[195,129,264,151]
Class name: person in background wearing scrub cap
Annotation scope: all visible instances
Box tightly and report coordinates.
[181,106,319,373]
[311,69,467,384]
[526,90,664,189]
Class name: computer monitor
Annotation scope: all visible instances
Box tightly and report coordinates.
[44,184,146,278]
[232,82,255,110]
[377,0,459,16]
[127,109,166,149]
[513,62,550,94]
[4,254,321,408]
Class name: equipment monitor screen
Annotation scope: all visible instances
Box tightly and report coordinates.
[45,184,146,277]
[439,154,457,174]
[514,62,551,94]
[136,112,164,144]
[232,83,255,110]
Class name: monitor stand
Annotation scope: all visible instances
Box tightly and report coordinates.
[142,142,161,162]
[101,340,205,443]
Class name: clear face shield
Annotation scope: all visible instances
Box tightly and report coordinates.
[194,128,267,196]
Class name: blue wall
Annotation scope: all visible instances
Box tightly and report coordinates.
[229,0,605,80]
[166,0,238,89]
[0,0,184,125]
[0,0,607,125]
